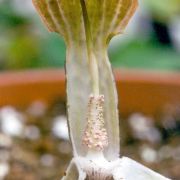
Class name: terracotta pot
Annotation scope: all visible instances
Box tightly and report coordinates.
[0,69,180,116]
[116,69,180,116]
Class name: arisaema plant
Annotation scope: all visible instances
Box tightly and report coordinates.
[32,0,171,179]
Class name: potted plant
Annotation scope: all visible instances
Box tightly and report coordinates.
[31,0,172,179]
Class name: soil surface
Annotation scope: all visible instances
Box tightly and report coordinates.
[0,99,179,180]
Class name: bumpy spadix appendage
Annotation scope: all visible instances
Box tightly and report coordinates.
[82,94,108,151]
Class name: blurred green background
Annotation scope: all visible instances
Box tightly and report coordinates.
[0,0,180,71]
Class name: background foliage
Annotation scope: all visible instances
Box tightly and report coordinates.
[0,0,180,71]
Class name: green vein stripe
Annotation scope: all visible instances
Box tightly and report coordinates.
[33,0,58,32]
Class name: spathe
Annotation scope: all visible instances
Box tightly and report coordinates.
[32,0,138,160]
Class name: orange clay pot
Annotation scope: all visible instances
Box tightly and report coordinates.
[0,69,180,116]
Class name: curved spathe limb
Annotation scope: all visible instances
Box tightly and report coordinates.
[113,157,171,180]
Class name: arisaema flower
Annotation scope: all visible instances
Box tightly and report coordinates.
[32,0,171,179]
